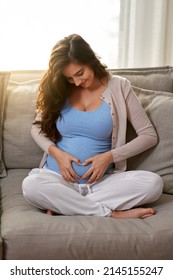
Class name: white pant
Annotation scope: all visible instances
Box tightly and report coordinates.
[22,168,163,217]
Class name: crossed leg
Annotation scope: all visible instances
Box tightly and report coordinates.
[23,169,163,219]
[47,207,156,218]
[110,207,156,219]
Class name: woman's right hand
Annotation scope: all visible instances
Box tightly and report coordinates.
[48,145,81,183]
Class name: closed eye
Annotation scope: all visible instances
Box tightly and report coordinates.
[76,71,84,76]
[65,67,84,83]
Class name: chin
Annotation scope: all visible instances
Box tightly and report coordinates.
[81,84,88,88]
[81,82,88,88]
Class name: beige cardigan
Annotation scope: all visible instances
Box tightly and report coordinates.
[31,75,157,172]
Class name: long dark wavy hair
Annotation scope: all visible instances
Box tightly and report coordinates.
[35,34,110,142]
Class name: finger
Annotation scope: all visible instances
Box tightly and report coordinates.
[71,157,82,166]
[81,165,102,179]
[62,167,80,183]
[61,170,71,181]
[81,168,93,179]
[81,158,93,166]
[86,171,104,184]
[69,177,78,183]
[61,170,68,179]
[69,167,81,179]
[62,173,77,183]
[86,173,98,184]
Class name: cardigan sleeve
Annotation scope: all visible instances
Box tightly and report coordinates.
[31,113,56,154]
[111,79,157,163]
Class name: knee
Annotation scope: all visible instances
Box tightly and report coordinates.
[22,175,38,200]
[147,172,163,201]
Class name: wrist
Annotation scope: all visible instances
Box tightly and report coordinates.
[105,151,114,163]
[48,145,61,157]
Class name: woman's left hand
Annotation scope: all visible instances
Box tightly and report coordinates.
[81,151,113,184]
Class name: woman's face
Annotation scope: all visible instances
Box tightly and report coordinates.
[62,62,95,88]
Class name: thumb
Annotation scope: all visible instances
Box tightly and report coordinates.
[82,158,92,166]
[72,157,82,166]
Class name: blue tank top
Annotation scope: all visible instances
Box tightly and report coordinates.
[45,100,113,183]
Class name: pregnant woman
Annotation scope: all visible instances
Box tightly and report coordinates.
[22,34,163,219]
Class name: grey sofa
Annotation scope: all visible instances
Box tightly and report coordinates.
[0,66,173,260]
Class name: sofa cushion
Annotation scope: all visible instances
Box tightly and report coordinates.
[0,178,2,259]
[3,74,44,169]
[9,70,44,83]
[127,86,173,194]
[0,72,10,177]
[0,225,2,260]
[111,66,173,92]
[1,169,173,260]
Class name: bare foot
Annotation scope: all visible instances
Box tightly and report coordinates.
[111,207,156,219]
[47,210,54,215]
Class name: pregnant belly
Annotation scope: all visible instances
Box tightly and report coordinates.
[60,137,110,183]
[46,137,111,183]
[72,162,92,183]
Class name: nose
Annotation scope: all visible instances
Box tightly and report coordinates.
[73,77,81,86]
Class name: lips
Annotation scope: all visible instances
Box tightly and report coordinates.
[81,80,87,87]
[81,81,86,87]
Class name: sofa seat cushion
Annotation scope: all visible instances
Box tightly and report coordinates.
[1,169,173,260]
[0,225,2,260]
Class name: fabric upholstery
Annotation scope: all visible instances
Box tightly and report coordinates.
[1,169,173,260]
[0,179,2,259]
[0,71,10,259]
[3,77,43,169]
[9,70,44,83]
[111,66,173,92]
[127,87,173,194]
[0,72,10,177]
[0,232,1,259]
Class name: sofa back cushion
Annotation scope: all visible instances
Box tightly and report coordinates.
[0,72,10,177]
[3,71,44,169]
[127,87,173,194]
[111,66,173,92]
